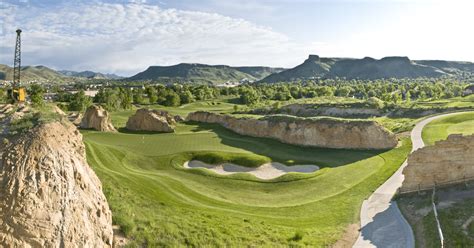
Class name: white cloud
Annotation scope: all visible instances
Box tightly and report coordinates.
[0,2,311,76]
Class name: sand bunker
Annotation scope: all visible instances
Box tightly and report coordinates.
[183,160,319,180]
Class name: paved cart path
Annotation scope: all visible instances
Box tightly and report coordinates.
[353,112,470,248]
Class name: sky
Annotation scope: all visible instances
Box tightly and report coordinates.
[0,0,473,76]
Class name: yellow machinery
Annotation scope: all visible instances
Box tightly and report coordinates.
[8,29,26,103]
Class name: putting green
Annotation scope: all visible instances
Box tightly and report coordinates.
[422,112,474,146]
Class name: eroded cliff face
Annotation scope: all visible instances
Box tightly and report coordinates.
[80,105,116,132]
[0,121,113,247]
[186,111,398,149]
[402,134,474,191]
[126,108,176,132]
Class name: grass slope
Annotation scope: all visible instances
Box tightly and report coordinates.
[422,112,474,145]
[83,114,410,246]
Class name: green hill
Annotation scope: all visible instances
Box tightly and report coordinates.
[128,63,284,84]
[415,60,474,74]
[260,55,455,83]
[261,55,337,83]
[59,70,123,79]
[0,64,66,83]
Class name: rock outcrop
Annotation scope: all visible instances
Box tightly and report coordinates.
[80,105,116,132]
[126,108,176,132]
[402,134,474,191]
[186,111,398,149]
[0,121,113,247]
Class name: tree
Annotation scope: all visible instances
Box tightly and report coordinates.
[29,84,44,107]
[179,90,195,104]
[163,92,181,107]
[69,90,92,111]
[146,87,158,104]
[133,88,146,104]
[240,88,260,105]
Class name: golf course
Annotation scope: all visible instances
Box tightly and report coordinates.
[82,101,411,246]
[422,111,474,145]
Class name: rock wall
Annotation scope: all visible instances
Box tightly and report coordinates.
[0,121,113,247]
[282,104,383,118]
[186,111,398,149]
[402,134,474,191]
[126,108,176,132]
[80,105,116,132]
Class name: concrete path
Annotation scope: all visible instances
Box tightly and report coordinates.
[353,112,470,248]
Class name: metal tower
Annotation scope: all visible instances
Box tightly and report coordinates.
[13,29,22,88]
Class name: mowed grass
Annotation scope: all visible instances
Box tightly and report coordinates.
[422,112,474,145]
[83,108,411,246]
[111,98,238,128]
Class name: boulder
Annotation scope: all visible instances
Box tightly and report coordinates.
[0,121,113,247]
[126,108,176,132]
[80,105,116,132]
[69,113,83,126]
[402,134,474,191]
[186,111,398,150]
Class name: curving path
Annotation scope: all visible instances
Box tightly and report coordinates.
[353,112,470,248]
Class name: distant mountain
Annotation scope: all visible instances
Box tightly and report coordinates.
[415,60,474,74]
[259,55,456,83]
[128,63,285,84]
[0,64,66,82]
[261,55,338,83]
[59,70,123,79]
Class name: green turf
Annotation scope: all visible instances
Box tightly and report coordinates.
[110,99,238,128]
[83,116,411,246]
[422,112,474,146]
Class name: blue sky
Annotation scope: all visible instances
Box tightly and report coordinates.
[1,0,473,76]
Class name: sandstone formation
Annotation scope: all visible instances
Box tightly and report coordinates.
[402,134,474,191]
[69,113,83,126]
[186,111,398,149]
[0,121,113,247]
[126,108,176,132]
[80,105,116,132]
[281,103,383,118]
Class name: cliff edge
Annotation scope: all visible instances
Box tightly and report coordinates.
[0,121,113,247]
[186,112,397,150]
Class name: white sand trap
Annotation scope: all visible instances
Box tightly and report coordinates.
[183,160,319,180]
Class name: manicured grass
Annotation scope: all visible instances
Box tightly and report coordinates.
[414,94,474,109]
[422,112,474,146]
[83,116,411,246]
[110,98,238,128]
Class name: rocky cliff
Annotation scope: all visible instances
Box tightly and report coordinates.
[402,134,474,191]
[0,121,113,246]
[80,105,116,132]
[126,108,176,132]
[186,112,398,149]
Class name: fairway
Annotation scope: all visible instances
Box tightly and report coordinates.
[422,112,474,146]
[83,109,411,246]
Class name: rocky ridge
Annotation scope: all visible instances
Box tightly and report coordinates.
[0,120,113,246]
[126,108,176,132]
[186,111,398,149]
[80,105,116,132]
[402,134,474,191]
